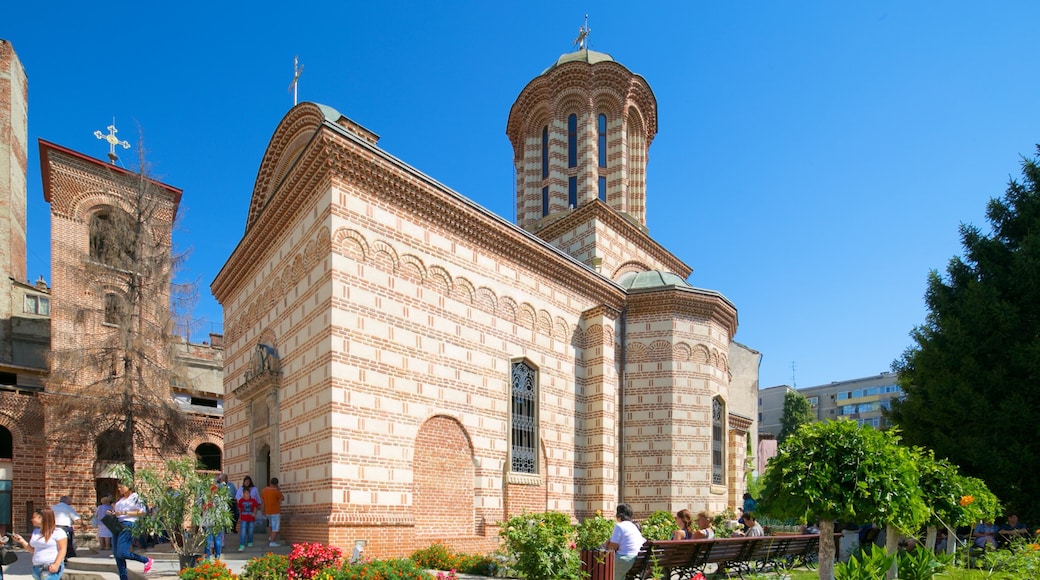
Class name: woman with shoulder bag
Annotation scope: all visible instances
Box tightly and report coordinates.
[11,507,67,580]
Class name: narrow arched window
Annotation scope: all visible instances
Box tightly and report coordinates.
[568,177,577,209]
[104,293,123,326]
[510,360,538,474]
[598,114,607,168]
[567,114,577,168]
[542,187,549,217]
[89,212,112,262]
[541,126,549,179]
[712,397,725,485]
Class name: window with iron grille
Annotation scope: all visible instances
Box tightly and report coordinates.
[712,397,724,485]
[511,360,538,474]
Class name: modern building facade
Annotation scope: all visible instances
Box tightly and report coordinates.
[759,372,904,438]
[214,46,759,557]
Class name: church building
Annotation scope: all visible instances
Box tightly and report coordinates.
[213,45,760,557]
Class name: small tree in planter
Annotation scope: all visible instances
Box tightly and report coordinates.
[114,458,232,564]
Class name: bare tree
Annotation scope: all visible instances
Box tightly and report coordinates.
[47,142,197,471]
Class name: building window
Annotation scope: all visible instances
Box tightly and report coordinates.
[806,396,818,408]
[712,397,724,486]
[541,187,549,217]
[598,176,606,202]
[541,126,549,179]
[90,210,134,268]
[567,114,577,168]
[510,360,538,474]
[104,293,123,326]
[597,114,607,168]
[568,177,577,209]
[23,295,49,315]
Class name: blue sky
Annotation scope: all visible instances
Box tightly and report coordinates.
[6,2,1040,390]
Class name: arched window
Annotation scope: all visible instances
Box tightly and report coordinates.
[567,114,577,168]
[541,126,550,217]
[712,397,725,485]
[0,427,11,460]
[597,114,607,168]
[541,126,549,179]
[89,210,135,268]
[510,359,538,474]
[196,443,222,471]
[104,293,123,326]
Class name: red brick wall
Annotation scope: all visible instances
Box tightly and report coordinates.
[414,415,475,538]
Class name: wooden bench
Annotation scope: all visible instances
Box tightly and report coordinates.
[624,533,834,580]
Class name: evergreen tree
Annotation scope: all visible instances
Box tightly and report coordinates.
[890,147,1040,522]
[777,390,814,444]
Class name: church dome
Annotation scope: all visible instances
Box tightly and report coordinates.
[542,49,616,73]
[617,270,692,291]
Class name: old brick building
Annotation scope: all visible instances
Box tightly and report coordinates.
[214,47,760,557]
[0,39,223,534]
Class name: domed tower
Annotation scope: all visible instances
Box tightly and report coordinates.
[507,48,658,234]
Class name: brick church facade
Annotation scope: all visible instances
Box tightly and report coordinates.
[0,39,224,534]
[214,47,760,557]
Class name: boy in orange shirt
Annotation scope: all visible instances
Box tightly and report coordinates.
[260,478,285,547]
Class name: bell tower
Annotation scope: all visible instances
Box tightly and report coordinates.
[506,47,657,234]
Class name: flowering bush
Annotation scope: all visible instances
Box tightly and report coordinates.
[575,511,615,550]
[409,543,497,576]
[240,553,289,580]
[318,558,429,580]
[179,560,237,580]
[500,511,581,580]
[640,510,678,541]
[289,543,342,580]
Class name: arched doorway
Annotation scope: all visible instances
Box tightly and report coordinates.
[95,429,130,502]
[196,443,222,471]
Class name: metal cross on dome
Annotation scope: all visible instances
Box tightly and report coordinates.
[574,14,591,51]
[94,122,130,164]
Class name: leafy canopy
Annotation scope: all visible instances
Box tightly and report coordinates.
[891,147,1040,522]
[778,390,814,444]
[761,419,928,533]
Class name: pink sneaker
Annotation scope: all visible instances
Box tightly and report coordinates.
[143,558,153,573]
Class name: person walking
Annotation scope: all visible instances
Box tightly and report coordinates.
[49,497,80,560]
[112,482,152,580]
[259,478,284,547]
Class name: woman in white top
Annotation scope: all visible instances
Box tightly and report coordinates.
[112,483,152,580]
[605,503,646,580]
[11,507,67,580]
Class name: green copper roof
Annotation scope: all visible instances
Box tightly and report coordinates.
[542,49,616,73]
[617,270,692,291]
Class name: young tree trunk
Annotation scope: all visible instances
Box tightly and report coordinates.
[885,523,900,580]
[925,525,937,552]
[818,519,836,580]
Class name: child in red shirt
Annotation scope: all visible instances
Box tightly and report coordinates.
[237,495,259,550]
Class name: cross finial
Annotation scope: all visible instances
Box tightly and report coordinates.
[573,14,591,51]
[93,120,130,164]
[288,56,304,107]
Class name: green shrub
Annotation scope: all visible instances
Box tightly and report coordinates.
[898,548,951,580]
[322,559,431,580]
[451,553,498,576]
[410,543,456,570]
[499,511,581,580]
[640,510,677,541]
[240,553,290,580]
[835,544,895,580]
[575,512,615,549]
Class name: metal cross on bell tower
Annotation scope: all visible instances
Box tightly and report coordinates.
[94,121,130,164]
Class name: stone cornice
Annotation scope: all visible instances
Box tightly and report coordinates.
[728,413,754,433]
[535,200,692,278]
[39,139,183,213]
[625,287,738,341]
[231,369,281,401]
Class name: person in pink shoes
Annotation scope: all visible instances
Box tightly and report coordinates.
[112,482,153,579]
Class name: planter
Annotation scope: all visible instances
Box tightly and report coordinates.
[580,548,614,580]
[179,554,203,570]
